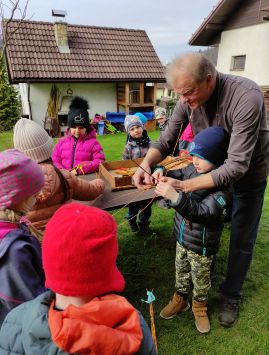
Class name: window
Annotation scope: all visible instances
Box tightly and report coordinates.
[231,55,246,71]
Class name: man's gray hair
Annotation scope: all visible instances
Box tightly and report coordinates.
[166,52,216,85]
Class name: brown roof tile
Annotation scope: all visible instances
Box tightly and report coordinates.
[5,20,165,83]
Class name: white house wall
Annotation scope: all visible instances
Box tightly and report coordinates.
[19,83,30,115]
[216,23,269,86]
[26,82,117,126]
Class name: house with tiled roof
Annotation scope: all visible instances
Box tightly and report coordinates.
[4,15,165,131]
[188,0,269,124]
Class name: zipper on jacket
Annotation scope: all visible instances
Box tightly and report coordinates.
[71,138,78,169]
[179,219,185,244]
[202,227,207,256]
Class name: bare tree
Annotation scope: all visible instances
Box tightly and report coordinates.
[0,0,30,60]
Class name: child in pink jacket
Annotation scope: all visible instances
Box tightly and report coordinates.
[52,97,105,175]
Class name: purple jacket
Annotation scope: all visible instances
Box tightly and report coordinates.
[52,129,105,174]
[0,222,46,327]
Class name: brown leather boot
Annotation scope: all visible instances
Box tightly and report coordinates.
[192,299,210,333]
[160,293,189,320]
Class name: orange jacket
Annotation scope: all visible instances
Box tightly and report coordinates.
[27,163,104,231]
[49,294,143,355]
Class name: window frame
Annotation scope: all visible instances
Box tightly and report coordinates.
[230,55,246,71]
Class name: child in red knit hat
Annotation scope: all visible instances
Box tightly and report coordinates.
[0,203,156,355]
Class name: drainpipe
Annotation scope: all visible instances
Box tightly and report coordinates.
[27,82,32,120]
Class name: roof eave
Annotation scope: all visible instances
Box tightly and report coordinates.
[188,0,243,46]
[10,77,166,84]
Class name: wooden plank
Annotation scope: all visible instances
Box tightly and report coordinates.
[129,103,155,108]
[153,84,157,106]
[125,83,129,105]
[140,83,144,105]
[74,173,155,210]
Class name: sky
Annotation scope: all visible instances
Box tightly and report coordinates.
[3,0,218,64]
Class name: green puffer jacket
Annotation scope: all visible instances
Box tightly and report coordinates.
[0,291,156,355]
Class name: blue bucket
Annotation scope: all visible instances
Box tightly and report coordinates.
[97,121,105,135]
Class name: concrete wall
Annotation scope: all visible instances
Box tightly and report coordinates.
[20,82,117,126]
[217,23,269,86]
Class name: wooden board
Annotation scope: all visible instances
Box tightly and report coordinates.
[74,173,156,210]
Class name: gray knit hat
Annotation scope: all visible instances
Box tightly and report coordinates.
[13,118,54,163]
[124,115,143,133]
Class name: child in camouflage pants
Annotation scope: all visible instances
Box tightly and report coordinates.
[155,127,232,334]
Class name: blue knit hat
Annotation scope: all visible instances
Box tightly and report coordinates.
[124,115,143,133]
[189,126,230,166]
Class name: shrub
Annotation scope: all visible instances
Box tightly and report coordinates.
[0,57,21,132]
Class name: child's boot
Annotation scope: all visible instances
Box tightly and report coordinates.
[192,298,210,333]
[160,292,189,319]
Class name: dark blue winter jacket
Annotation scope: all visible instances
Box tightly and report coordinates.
[167,164,232,256]
[0,223,46,326]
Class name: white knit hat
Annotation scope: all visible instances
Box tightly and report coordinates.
[154,107,167,120]
[13,118,54,163]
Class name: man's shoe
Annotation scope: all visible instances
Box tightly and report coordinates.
[138,220,150,234]
[128,220,139,232]
[192,299,210,334]
[160,293,189,320]
[219,297,239,327]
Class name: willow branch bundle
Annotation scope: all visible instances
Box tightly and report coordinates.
[160,155,192,171]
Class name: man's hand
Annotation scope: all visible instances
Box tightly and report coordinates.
[170,179,191,193]
[151,168,163,185]
[132,147,163,189]
[162,173,215,193]
[159,176,180,188]
[132,164,153,189]
[155,182,179,203]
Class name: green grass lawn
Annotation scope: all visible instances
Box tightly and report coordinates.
[1,129,269,354]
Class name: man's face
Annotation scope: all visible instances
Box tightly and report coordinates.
[173,73,214,110]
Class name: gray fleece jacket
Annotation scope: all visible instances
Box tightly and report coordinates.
[152,73,269,187]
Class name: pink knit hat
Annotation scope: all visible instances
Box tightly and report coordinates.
[0,149,45,210]
[42,203,125,297]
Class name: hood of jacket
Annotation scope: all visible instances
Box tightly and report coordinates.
[3,291,143,355]
[48,294,143,355]
[0,222,27,259]
[26,164,73,230]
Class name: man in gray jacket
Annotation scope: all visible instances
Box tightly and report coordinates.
[133,52,269,327]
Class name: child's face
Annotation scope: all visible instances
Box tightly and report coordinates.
[156,117,166,126]
[70,126,87,138]
[129,125,143,139]
[192,155,216,173]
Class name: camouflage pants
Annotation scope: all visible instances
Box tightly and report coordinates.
[175,242,213,302]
